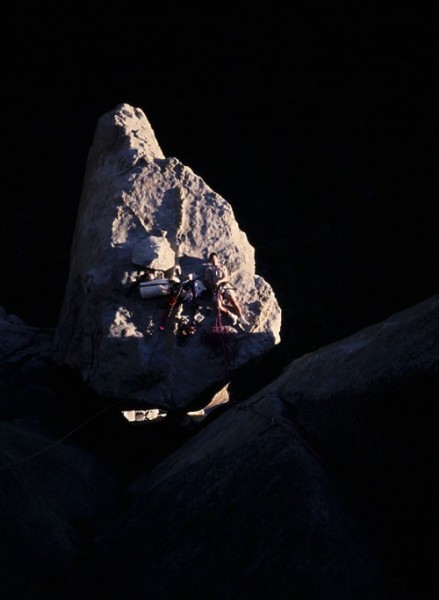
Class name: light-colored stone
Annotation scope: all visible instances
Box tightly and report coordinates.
[53,103,281,408]
[131,232,174,270]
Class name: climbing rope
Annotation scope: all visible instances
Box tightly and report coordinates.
[0,397,127,474]
[200,306,237,382]
[216,309,233,381]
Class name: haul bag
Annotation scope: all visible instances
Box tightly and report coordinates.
[139,278,171,299]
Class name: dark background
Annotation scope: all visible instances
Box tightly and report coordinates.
[1,6,438,364]
[0,10,438,597]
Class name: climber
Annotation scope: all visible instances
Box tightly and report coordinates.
[204,252,249,328]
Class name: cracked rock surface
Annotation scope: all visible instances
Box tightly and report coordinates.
[53,103,281,408]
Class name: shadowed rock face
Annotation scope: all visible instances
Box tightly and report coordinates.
[93,400,386,600]
[1,296,438,598]
[90,295,439,599]
[0,420,118,600]
[53,103,281,409]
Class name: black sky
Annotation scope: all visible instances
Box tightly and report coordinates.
[1,6,438,359]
